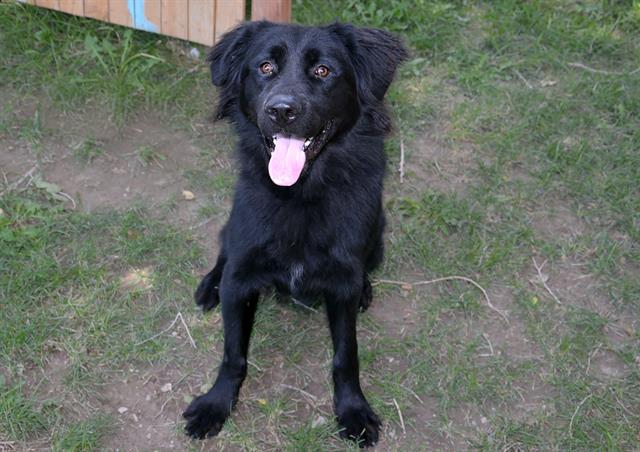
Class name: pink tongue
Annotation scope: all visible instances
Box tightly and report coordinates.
[268,135,306,186]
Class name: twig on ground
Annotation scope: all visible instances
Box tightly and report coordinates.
[569,393,593,437]
[292,298,318,313]
[585,342,602,375]
[399,138,405,183]
[58,191,76,209]
[478,333,494,357]
[280,383,318,401]
[156,395,173,418]
[135,312,197,349]
[532,257,562,305]
[0,165,37,197]
[401,384,424,405]
[0,441,16,451]
[190,216,216,230]
[374,276,508,321]
[514,69,533,89]
[392,398,406,435]
[567,62,633,76]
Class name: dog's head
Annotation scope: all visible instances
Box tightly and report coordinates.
[208,22,407,186]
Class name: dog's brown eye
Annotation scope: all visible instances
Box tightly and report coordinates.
[314,65,330,78]
[259,62,274,75]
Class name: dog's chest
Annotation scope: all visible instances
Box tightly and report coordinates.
[288,262,304,292]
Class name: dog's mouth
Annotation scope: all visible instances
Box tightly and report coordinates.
[264,121,335,186]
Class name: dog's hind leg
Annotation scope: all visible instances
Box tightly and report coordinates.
[184,275,259,439]
[194,251,226,311]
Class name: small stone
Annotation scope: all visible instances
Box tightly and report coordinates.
[480,416,488,424]
[117,406,128,414]
[132,413,139,422]
[182,190,195,200]
[160,383,172,393]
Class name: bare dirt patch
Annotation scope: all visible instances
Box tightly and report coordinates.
[395,125,476,198]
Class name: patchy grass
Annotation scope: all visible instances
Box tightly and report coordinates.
[0,3,211,126]
[1,0,639,450]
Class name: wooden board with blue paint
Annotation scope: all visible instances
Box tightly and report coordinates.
[28,0,291,45]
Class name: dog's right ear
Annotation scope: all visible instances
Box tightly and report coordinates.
[208,21,271,119]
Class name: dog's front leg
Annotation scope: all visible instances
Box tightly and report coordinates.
[326,293,381,447]
[184,278,258,439]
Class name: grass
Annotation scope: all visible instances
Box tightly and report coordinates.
[0,3,211,126]
[1,0,639,450]
[73,138,104,163]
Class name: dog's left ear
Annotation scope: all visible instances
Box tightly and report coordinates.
[350,27,409,101]
[330,24,408,132]
[331,24,408,102]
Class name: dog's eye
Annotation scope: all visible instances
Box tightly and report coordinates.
[314,65,330,78]
[259,62,274,75]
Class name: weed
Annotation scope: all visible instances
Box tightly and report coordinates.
[136,145,166,167]
[73,138,105,164]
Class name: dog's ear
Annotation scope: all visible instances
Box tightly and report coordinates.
[348,27,408,101]
[330,24,408,132]
[208,21,271,118]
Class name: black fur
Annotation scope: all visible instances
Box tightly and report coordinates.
[184,21,407,447]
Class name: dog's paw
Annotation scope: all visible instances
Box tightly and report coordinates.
[194,274,220,312]
[183,393,230,439]
[358,277,373,313]
[336,404,381,448]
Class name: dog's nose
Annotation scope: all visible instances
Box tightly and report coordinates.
[265,95,299,126]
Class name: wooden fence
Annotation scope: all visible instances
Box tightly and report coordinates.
[22,0,291,45]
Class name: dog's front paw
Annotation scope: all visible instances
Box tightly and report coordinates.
[183,393,230,439]
[194,274,220,312]
[336,403,381,448]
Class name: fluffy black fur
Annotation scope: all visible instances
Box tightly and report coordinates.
[183,21,407,447]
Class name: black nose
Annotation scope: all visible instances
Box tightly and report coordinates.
[265,95,300,126]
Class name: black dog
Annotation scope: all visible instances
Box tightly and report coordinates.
[183,21,406,447]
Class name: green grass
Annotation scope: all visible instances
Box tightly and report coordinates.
[51,416,111,452]
[0,3,211,125]
[73,138,105,163]
[0,381,51,441]
[1,0,640,449]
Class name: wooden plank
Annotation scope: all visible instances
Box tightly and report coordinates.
[34,0,59,10]
[251,0,290,22]
[84,0,109,21]
[110,0,133,27]
[161,0,188,40]
[215,0,245,42]
[138,0,161,33]
[188,0,215,46]
[58,0,83,15]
